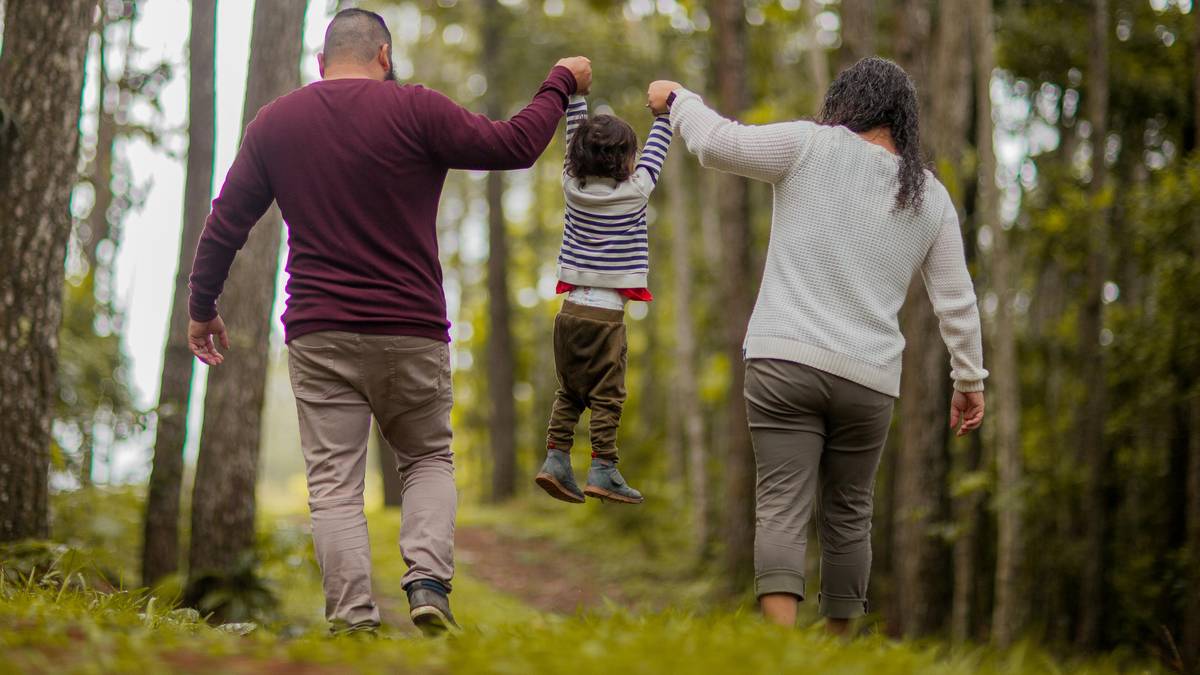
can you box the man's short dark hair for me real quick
[323,8,393,66]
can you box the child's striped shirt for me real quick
[556,95,672,292]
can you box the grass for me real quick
[0,576,1162,675]
[0,488,1168,674]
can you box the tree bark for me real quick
[187,0,306,579]
[1076,0,1109,650]
[0,0,95,542]
[482,0,517,502]
[667,148,708,553]
[709,0,756,595]
[836,0,876,72]
[891,0,960,638]
[142,0,216,587]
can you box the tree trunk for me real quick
[86,22,113,275]
[1186,388,1200,667]
[83,8,134,271]
[142,0,216,587]
[187,0,306,580]
[710,0,756,595]
[1076,0,1109,650]
[971,0,1023,648]
[803,0,830,108]
[893,0,931,106]
[0,0,95,542]
[1192,4,1200,154]
[482,0,517,502]
[1186,7,1200,663]
[667,148,708,553]
[836,0,876,72]
[891,0,960,638]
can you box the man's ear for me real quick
[378,44,391,79]
[317,52,326,78]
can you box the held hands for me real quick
[189,316,230,366]
[949,390,985,437]
[647,80,682,115]
[555,56,591,95]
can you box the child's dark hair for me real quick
[566,114,638,184]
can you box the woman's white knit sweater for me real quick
[669,89,987,397]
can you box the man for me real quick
[187,8,591,635]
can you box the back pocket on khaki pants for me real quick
[287,334,345,401]
[383,338,447,408]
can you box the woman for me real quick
[646,57,987,634]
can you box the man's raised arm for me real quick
[418,57,591,171]
[186,113,275,365]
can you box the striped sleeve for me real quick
[564,94,588,158]
[636,115,673,185]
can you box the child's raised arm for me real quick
[634,114,673,189]
[564,94,587,159]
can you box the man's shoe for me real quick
[584,457,644,504]
[534,450,586,504]
[406,580,460,636]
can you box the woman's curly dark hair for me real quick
[819,56,926,211]
[565,114,638,185]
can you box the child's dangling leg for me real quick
[535,311,588,503]
[574,308,642,505]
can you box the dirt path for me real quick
[374,523,630,629]
[454,526,629,614]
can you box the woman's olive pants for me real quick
[746,358,895,619]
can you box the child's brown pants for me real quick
[545,301,627,459]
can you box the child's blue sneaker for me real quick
[535,449,586,504]
[584,457,644,504]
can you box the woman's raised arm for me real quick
[648,81,812,184]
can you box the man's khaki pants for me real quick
[287,331,456,630]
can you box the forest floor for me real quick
[0,489,1166,674]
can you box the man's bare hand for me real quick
[189,316,230,366]
[647,80,683,115]
[555,56,592,95]
[949,390,985,437]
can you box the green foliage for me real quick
[183,554,279,625]
[50,486,145,581]
[55,273,143,483]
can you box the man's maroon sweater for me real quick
[188,66,577,343]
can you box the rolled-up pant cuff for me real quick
[755,569,806,600]
[819,593,867,619]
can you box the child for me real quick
[534,93,672,505]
